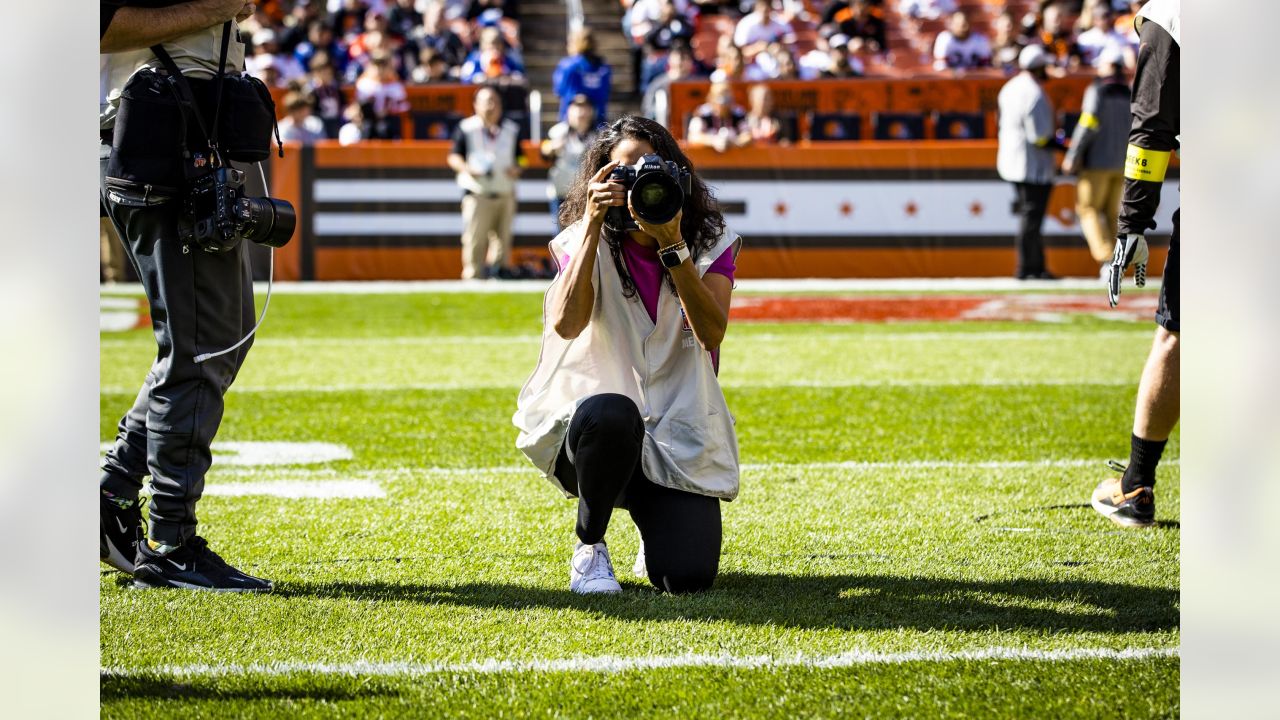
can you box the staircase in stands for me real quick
[519,0,638,134]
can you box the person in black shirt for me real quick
[100,0,274,592]
[822,0,886,53]
[1091,0,1179,529]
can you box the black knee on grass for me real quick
[576,394,643,443]
[651,570,717,595]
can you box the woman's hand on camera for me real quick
[631,206,684,250]
[584,161,624,226]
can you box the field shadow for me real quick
[100,676,398,702]
[973,504,1181,532]
[281,572,1178,634]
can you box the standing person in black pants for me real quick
[514,116,742,595]
[997,44,1064,279]
[100,0,273,591]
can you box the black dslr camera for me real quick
[178,166,296,253]
[605,154,691,231]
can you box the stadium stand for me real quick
[251,1,1120,145]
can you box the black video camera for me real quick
[178,166,296,253]
[605,154,691,231]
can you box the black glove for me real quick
[1108,232,1149,308]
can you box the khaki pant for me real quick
[1075,169,1124,264]
[460,192,516,279]
[100,216,128,283]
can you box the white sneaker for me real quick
[632,540,647,578]
[570,541,622,594]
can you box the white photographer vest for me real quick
[455,115,521,196]
[513,221,742,500]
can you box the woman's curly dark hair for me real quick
[558,115,727,298]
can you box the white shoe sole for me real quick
[1090,496,1154,528]
[570,582,622,595]
[101,539,135,575]
[132,578,274,592]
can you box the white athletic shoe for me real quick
[570,541,622,594]
[632,540,647,578]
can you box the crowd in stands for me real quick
[616,0,1147,148]
[243,0,525,144]
[247,0,1148,148]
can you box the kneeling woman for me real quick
[514,116,741,595]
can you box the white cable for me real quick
[193,161,277,364]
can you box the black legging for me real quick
[1013,181,1052,277]
[555,394,722,594]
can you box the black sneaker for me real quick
[100,491,142,574]
[133,536,273,592]
[1090,463,1155,528]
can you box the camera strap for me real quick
[149,21,233,165]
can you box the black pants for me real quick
[99,146,256,546]
[555,394,722,594]
[1013,182,1052,277]
[1156,209,1179,333]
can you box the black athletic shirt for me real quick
[1117,18,1179,235]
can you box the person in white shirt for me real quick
[733,0,794,61]
[901,0,956,21]
[933,11,992,71]
[245,28,305,85]
[338,101,366,145]
[278,91,328,143]
[1076,0,1136,69]
[446,86,526,279]
[687,81,752,152]
[541,95,599,233]
[514,115,741,595]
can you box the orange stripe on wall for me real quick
[315,248,463,280]
[267,148,302,281]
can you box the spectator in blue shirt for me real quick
[553,28,611,123]
[459,26,526,85]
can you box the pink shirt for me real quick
[624,237,736,373]
[559,238,736,371]
[620,237,736,323]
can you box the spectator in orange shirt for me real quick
[822,0,886,54]
[1037,2,1084,72]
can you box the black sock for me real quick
[1121,434,1167,492]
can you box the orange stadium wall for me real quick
[265,81,1177,281]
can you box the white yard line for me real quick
[411,459,1178,477]
[99,441,352,466]
[100,645,1177,679]
[201,480,384,499]
[101,379,1132,394]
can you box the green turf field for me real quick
[99,288,1179,719]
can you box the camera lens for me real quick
[235,197,296,248]
[630,172,683,225]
